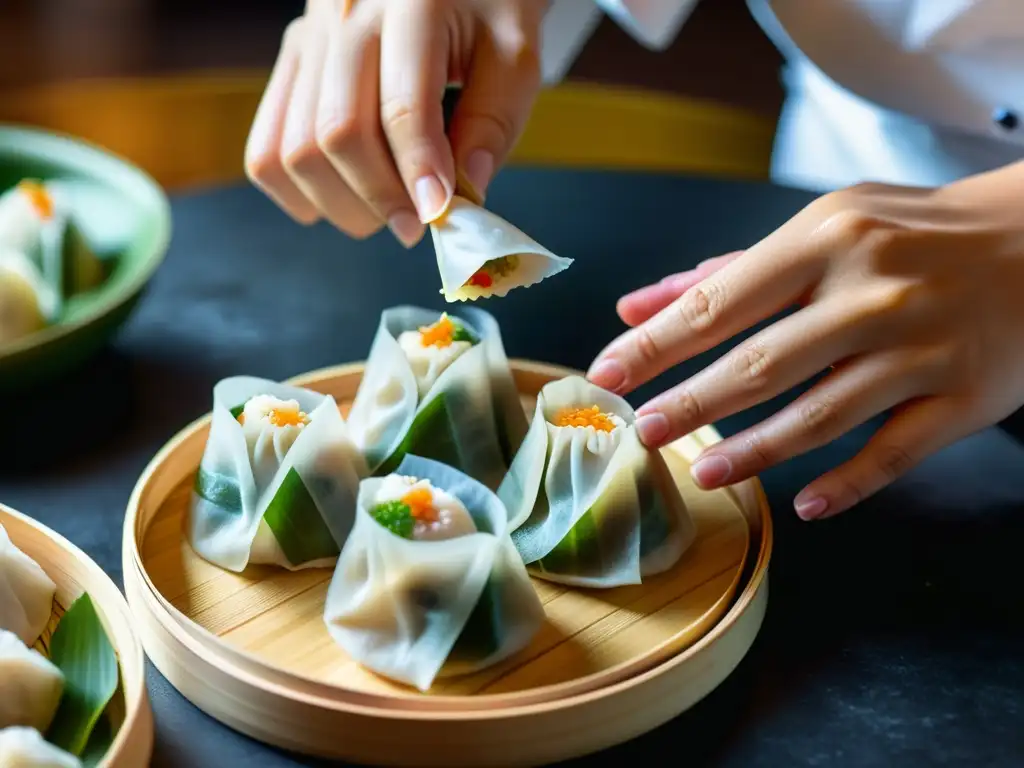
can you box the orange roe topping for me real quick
[467,270,493,288]
[552,405,618,432]
[418,314,456,348]
[237,413,245,425]
[267,406,309,428]
[400,488,438,523]
[18,181,53,220]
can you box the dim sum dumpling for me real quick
[348,306,528,491]
[0,631,64,733]
[0,523,56,646]
[0,180,103,303]
[429,195,573,302]
[500,376,697,588]
[189,377,369,573]
[324,455,544,692]
[0,727,81,768]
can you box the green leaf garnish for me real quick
[194,467,242,511]
[449,319,479,345]
[370,501,415,539]
[229,403,246,419]
[45,594,119,757]
[262,468,340,564]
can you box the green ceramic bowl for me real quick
[0,125,171,391]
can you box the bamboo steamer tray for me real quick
[122,360,773,765]
[1,504,153,768]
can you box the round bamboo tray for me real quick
[123,360,773,765]
[1,504,153,768]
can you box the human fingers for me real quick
[316,11,425,247]
[245,20,321,225]
[448,0,544,197]
[280,12,382,238]
[587,240,824,396]
[686,347,945,490]
[616,252,744,327]
[630,295,898,449]
[792,395,976,520]
[379,0,455,223]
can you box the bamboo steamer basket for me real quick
[123,360,772,765]
[2,504,153,768]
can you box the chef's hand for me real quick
[588,163,1024,521]
[244,0,545,247]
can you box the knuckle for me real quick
[798,396,838,441]
[818,208,884,250]
[244,148,280,188]
[676,281,723,332]
[634,325,663,366]
[734,342,772,389]
[739,432,774,470]
[281,140,321,178]
[670,388,703,425]
[380,95,423,136]
[874,444,915,481]
[315,113,363,158]
[458,109,520,154]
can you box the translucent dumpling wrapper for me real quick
[0,523,56,646]
[0,631,65,733]
[0,180,104,305]
[499,376,697,588]
[429,194,573,302]
[188,377,369,573]
[0,248,58,345]
[0,727,81,768]
[323,455,544,692]
[347,306,528,492]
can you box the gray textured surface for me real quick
[1,169,1022,766]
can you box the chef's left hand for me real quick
[587,163,1024,520]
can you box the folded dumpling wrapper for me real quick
[499,376,697,588]
[0,248,58,344]
[347,305,529,492]
[324,455,544,692]
[0,630,65,734]
[0,523,56,646]
[430,194,573,302]
[188,377,369,573]
[0,181,103,310]
[0,727,82,768]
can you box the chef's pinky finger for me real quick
[792,396,970,521]
[245,19,321,225]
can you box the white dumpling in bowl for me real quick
[0,248,59,345]
[0,727,81,768]
[0,523,57,646]
[0,630,65,733]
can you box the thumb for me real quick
[448,4,544,198]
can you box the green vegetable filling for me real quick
[481,254,520,279]
[449,319,478,345]
[370,500,415,539]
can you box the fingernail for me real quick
[463,150,494,196]
[690,454,732,488]
[387,209,424,248]
[414,175,450,223]
[587,359,625,392]
[635,412,670,447]
[794,492,829,520]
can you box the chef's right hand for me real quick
[244,0,546,248]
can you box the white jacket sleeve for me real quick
[541,0,701,84]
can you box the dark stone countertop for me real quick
[1,168,1022,767]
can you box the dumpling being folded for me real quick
[0,727,81,768]
[429,194,573,302]
[499,376,697,588]
[0,630,65,733]
[0,523,56,646]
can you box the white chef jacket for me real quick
[542,0,1024,192]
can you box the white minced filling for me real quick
[372,475,477,542]
[397,331,472,397]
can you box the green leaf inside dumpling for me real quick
[45,594,119,757]
[262,468,340,565]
